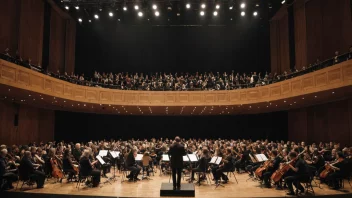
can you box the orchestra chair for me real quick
[337,170,352,189]
[224,157,238,184]
[299,166,316,195]
[76,167,93,190]
[16,166,35,190]
[120,160,132,183]
[0,178,7,190]
[195,161,211,186]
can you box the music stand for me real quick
[108,151,120,182]
[96,156,112,185]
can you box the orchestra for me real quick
[0,139,351,196]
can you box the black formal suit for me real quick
[19,156,45,188]
[168,142,186,188]
[0,156,17,189]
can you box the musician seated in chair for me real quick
[325,151,348,190]
[190,149,210,182]
[125,149,141,181]
[284,151,309,196]
[142,151,152,177]
[0,149,18,190]
[20,151,45,188]
[79,150,100,187]
[261,150,281,188]
[62,149,77,182]
[213,148,233,184]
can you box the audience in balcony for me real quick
[1,46,351,91]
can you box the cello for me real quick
[50,155,64,181]
[270,150,305,183]
[319,158,344,179]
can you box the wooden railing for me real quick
[1,59,352,106]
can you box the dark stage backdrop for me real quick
[75,19,270,75]
[54,111,288,142]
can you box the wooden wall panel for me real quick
[49,8,66,73]
[288,99,352,146]
[270,6,290,74]
[293,0,307,70]
[65,19,76,74]
[0,0,20,55]
[0,100,54,145]
[18,0,44,66]
[306,0,352,64]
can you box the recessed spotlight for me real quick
[78,18,82,22]
[216,4,220,9]
[229,6,233,10]
[109,12,113,17]
[213,11,218,16]
[152,4,157,10]
[75,6,79,10]
[135,5,139,10]
[94,14,99,19]
[253,11,258,16]
[302,98,305,99]
[284,101,286,103]
[201,4,206,9]
[89,20,91,23]
[315,96,317,98]
[282,0,286,4]
[240,3,245,8]
[241,11,245,16]
[138,12,143,17]
[123,6,127,11]
[332,92,335,94]
[65,6,69,10]
[200,11,205,16]
[186,3,191,9]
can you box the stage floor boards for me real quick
[8,170,352,198]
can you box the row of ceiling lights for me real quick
[65,3,257,22]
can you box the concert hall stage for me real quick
[1,171,351,198]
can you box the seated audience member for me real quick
[348,46,352,60]
[20,151,45,188]
[0,149,18,190]
[334,51,340,64]
[3,48,10,56]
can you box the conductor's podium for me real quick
[160,183,195,197]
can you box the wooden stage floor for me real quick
[6,169,352,198]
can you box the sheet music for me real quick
[109,151,120,158]
[162,154,170,161]
[215,157,222,165]
[99,150,108,157]
[183,155,190,162]
[260,154,268,161]
[135,154,143,161]
[96,155,106,165]
[187,154,198,162]
[210,157,217,164]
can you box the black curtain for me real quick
[54,111,288,142]
[41,0,51,69]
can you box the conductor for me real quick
[168,136,186,190]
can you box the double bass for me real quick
[319,158,344,179]
[270,150,305,183]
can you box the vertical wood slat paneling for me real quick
[288,99,352,147]
[48,8,66,73]
[293,0,307,70]
[65,18,76,74]
[0,0,20,56]
[18,0,45,66]
[0,100,54,146]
